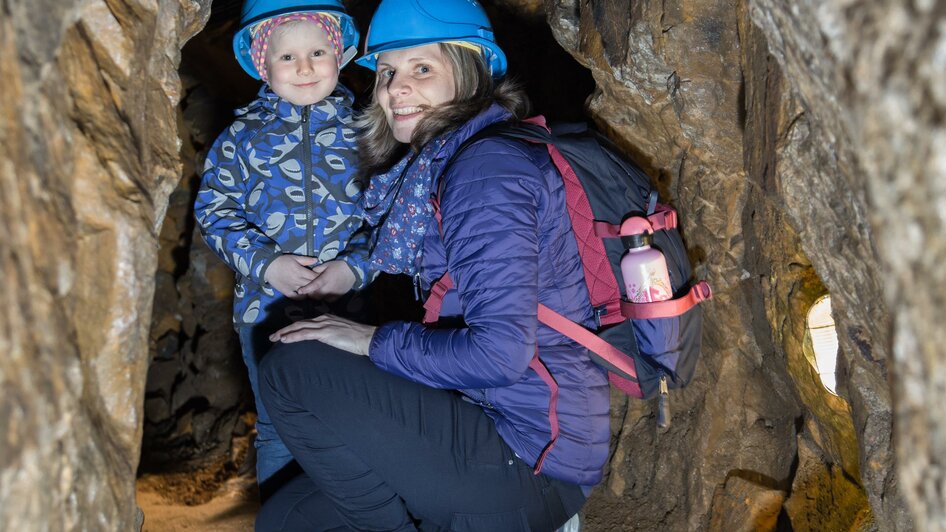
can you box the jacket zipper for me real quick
[465,389,493,409]
[302,106,313,256]
[413,273,423,301]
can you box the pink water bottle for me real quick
[620,232,672,303]
[620,225,673,428]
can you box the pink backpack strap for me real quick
[422,273,453,324]
[421,272,563,474]
[528,351,559,475]
[621,281,713,320]
[430,195,443,234]
[648,203,678,231]
[608,373,644,398]
[541,134,625,327]
[423,195,450,325]
[593,203,679,238]
[538,304,644,399]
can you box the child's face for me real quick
[265,20,339,106]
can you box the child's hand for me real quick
[297,260,356,301]
[264,255,319,299]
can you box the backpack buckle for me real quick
[593,302,624,328]
[593,306,607,328]
[693,280,713,302]
[646,205,678,231]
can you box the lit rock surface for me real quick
[742,3,946,529]
[140,23,255,472]
[545,0,923,529]
[2,0,943,530]
[709,475,785,531]
[0,0,209,529]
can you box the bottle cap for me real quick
[623,232,653,249]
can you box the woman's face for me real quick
[375,43,456,143]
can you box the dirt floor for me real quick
[136,418,260,531]
[137,476,258,531]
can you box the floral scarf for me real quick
[362,136,450,275]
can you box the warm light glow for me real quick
[807,295,839,395]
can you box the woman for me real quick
[256,1,610,530]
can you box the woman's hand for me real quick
[269,314,376,357]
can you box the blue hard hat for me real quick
[233,0,360,80]
[355,0,507,79]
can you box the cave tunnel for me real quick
[1,0,944,531]
[139,0,598,524]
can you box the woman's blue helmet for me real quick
[233,0,360,80]
[355,0,508,79]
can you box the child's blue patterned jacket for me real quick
[195,84,366,326]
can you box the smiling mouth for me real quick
[392,106,424,120]
[295,82,319,88]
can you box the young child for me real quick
[194,1,365,492]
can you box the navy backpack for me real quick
[424,116,711,454]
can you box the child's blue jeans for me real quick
[238,325,295,485]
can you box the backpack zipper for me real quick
[413,273,422,301]
[657,373,671,428]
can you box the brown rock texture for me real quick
[784,421,872,530]
[742,2,945,529]
[709,475,785,531]
[543,0,926,530]
[140,16,259,472]
[2,0,944,530]
[0,0,210,528]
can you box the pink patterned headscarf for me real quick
[249,12,343,82]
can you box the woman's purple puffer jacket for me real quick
[369,105,611,486]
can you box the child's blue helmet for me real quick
[233,0,360,80]
[355,0,507,79]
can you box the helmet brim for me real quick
[232,9,360,80]
[355,37,507,79]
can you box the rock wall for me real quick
[140,13,258,474]
[0,0,209,528]
[544,0,937,530]
[744,2,946,529]
[2,0,944,529]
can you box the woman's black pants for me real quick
[256,340,586,531]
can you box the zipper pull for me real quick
[301,105,309,123]
[657,374,671,429]
[413,273,422,301]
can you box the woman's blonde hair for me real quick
[355,43,530,178]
